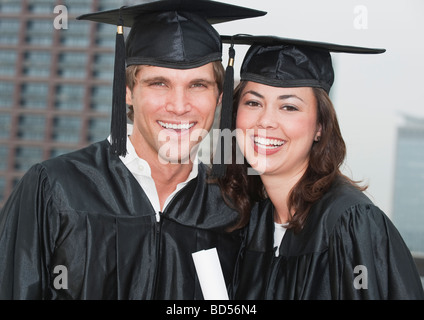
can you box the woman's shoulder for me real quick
[325,176,372,206]
[310,176,384,233]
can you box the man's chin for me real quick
[157,141,201,165]
[157,152,193,165]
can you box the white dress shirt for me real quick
[274,222,288,257]
[109,125,199,222]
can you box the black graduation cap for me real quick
[211,34,385,177]
[76,1,266,157]
[222,34,385,93]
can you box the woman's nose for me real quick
[256,107,278,129]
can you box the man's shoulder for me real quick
[36,140,113,181]
[43,140,110,166]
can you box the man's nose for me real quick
[165,88,192,115]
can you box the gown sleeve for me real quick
[0,164,56,299]
[328,203,424,299]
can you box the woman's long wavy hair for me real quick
[218,81,366,232]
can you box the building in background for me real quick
[392,114,424,254]
[0,0,130,207]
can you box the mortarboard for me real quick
[76,0,266,156]
[222,34,385,93]
[211,34,385,177]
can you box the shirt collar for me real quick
[108,124,199,180]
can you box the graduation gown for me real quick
[232,176,424,300]
[0,140,242,300]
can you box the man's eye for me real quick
[191,83,207,88]
[150,82,166,87]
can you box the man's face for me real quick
[126,63,222,165]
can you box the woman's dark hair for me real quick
[218,81,367,232]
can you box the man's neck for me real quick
[129,133,195,207]
[151,160,194,210]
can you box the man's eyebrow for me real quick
[139,76,168,83]
[138,77,215,85]
[189,78,216,85]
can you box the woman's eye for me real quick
[245,100,261,107]
[282,105,298,111]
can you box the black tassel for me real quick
[211,45,235,178]
[110,16,127,156]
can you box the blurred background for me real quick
[0,0,423,286]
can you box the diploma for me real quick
[192,248,229,300]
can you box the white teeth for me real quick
[254,136,285,149]
[158,121,195,130]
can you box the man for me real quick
[0,0,265,299]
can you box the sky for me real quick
[211,0,424,219]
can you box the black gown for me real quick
[0,140,242,299]
[231,176,424,300]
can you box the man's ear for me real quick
[217,92,223,106]
[126,86,133,106]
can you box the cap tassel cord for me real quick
[110,15,127,156]
[211,44,235,178]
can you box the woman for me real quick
[218,35,424,299]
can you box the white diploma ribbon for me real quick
[192,247,229,300]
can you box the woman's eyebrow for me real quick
[242,90,264,99]
[278,94,305,102]
[242,90,305,103]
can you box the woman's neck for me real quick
[261,169,305,224]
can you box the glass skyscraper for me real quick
[392,114,424,254]
[0,0,129,207]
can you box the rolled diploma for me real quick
[192,248,229,300]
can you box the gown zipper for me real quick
[151,210,163,299]
[150,178,196,299]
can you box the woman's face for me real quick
[236,82,321,178]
